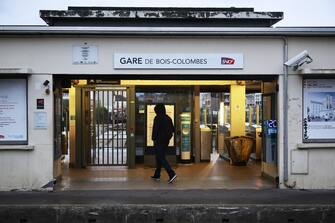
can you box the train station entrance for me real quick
[54,76,278,190]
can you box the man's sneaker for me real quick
[168,174,177,184]
[151,176,160,181]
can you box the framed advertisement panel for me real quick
[0,79,28,144]
[303,79,335,142]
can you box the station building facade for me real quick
[0,7,335,190]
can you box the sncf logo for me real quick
[221,57,235,65]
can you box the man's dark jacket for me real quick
[152,104,174,145]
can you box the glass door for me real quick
[261,85,278,182]
[262,93,277,164]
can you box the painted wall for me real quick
[279,37,335,189]
[0,75,54,191]
[0,37,283,75]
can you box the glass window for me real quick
[0,79,28,144]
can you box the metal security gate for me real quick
[83,86,128,166]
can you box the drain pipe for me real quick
[282,37,296,188]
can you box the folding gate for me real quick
[82,86,128,166]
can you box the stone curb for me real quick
[1,204,335,223]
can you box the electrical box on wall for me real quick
[291,150,309,174]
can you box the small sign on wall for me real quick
[36,99,44,109]
[73,44,98,64]
[34,112,47,129]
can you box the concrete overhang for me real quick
[40,7,283,27]
[0,68,33,74]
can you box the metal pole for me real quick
[107,90,110,165]
[282,37,297,188]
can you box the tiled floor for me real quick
[55,155,275,191]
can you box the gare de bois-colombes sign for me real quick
[114,54,243,69]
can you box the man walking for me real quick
[151,103,177,184]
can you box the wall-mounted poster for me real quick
[303,79,335,142]
[0,79,27,144]
[146,104,175,147]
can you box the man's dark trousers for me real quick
[154,143,175,178]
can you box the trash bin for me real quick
[228,136,254,165]
[200,126,212,161]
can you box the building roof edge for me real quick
[1,26,335,36]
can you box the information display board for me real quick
[303,79,335,142]
[0,79,27,144]
[180,112,191,161]
[146,104,175,147]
